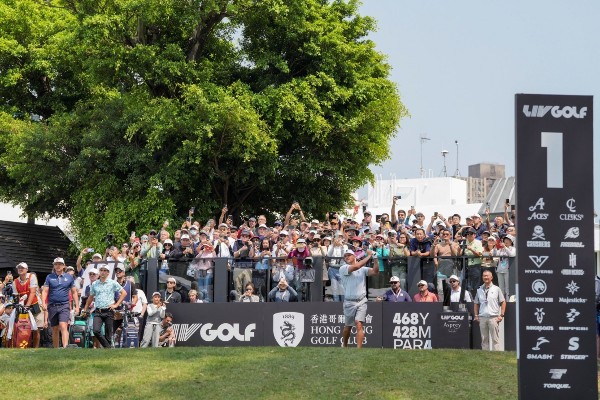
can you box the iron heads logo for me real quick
[273,312,304,347]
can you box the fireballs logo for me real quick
[273,312,304,347]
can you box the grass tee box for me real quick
[0,347,516,399]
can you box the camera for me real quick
[393,195,401,200]
[328,212,336,220]
[104,233,115,245]
[303,257,313,268]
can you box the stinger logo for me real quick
[273,312,304,347]
[523,105,587,119]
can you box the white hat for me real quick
[504,234,515,244]
[92,253,103,259]
[448,275,460,282]
[311,219,319,224]
[53,257,65,264]
[16,262,28,270]
[88,268,99,275]
[344,249,355,256]
[65,266,75,272]
[417,280,428,286]
[389,276,400,283]
[279,230,289,236]
[98,264,109,271]
[472,213,482,219]
[296,238,306,244]
[181,234,190,240]
[152,291,161,297]
[164,239,173,245]
[258,224,268,229]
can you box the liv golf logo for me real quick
[273,312,304,347]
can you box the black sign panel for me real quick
[515,94,597,398]
[381,303,440,349]
[167,303,264,346]
[436,312,470,349]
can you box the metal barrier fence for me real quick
[140,255,516,303]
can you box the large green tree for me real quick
[0,0,407,248]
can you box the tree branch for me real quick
[186,2,229,62]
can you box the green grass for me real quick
[0,347,517,399]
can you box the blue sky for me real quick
[359,0,599,215]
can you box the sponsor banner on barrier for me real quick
[263,303,383,348]
[516,94,597,399]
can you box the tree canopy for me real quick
[0,0,407,248]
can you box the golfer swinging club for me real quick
[340,248,378,348]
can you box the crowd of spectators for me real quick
[0,198,517,348]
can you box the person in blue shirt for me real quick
[42,257,79,348]
[82,264,127,348]
[377,276,412,302]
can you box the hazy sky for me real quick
[359,0,599,214]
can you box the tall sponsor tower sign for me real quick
[516,94,596,399]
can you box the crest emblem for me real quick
[273,312,304,347]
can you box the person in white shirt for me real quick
[474,269,506,351]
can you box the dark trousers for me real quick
[93,309,114,348]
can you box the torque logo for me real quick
[523,105,587,119]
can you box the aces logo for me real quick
[273,312,304,347]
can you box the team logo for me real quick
[532,279,547,295]
[564,227,580,239]
[566,309,580,323]
[549,369,567,379]
[560,198,584,221]
[273,312,304,347]
[566,198,576,212]
[527,198,549,220]
[527,226,550,248]
[565,281,579,295]
[531,226,545,240]
[534,308,545,324]
[532,336,549,350]
[529,256,549,268]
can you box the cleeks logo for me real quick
[273,312,304,347]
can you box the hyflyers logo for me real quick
[273,312,304,347]
[523,105,587,119]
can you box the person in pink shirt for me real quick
[413,280,438,302]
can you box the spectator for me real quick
[140,292,166,347]
[160,277,182,304]
[463,227,484,294]
[141,231,163,259]
[413,280,438,302]
[470,214,486,239]
[232,229,255,298]
[170,234,196,261]
[432,228,461,298]
[494,234,516,297]
[267,278,298,302]
[327,235,347,302]
[188,289,207,303]
[193,239,216,301]
[443,274,472,306]
[238,282,260,302]
[158,312,176,347]
[409,228,434,286]
[42,257,79,348]
[377,276,411,302]
[76,249,102,277]
[125,243,142,283]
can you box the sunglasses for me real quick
[390,281,399,284]
[167,281,176,284]
[418,284,426,287]
[449,280,458,283]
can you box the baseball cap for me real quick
[465,227,476,235]
[164,239,173,245]
[16,262,28,270]
[65,266,75,272]
[181,234,190,240]
[344,249,355,256]
[363,210,371,216]
[167,277,177,283]
[114,264,125,271]
[152,291,161,297]
[296,238,306,244]
[240,229,251,236]
[92,253,103,259]
[504,234,515,244]
[258,224,268,229]
[274,220,283,226]
[219,223,228,228]
[53,257,65,264]
[98,264,109,271]
[149,229,157,235]
[417,280,428,286]
[389,276,400,283]
[472,213,481,219]
[88,268,99,275]
[448,275,460,282]
[311,219,319,224]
